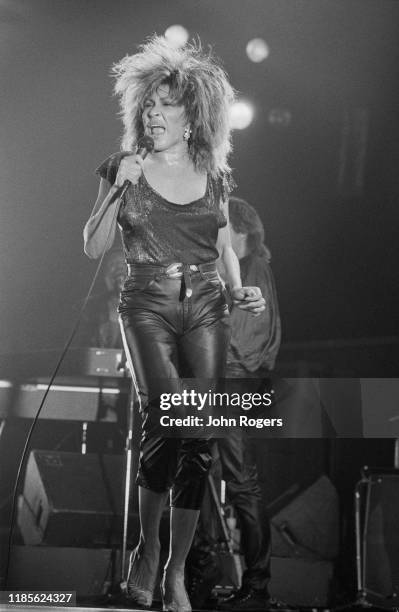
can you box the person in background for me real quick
[218,197,281,611]
[224,197,281,377]
[188,197,281,611]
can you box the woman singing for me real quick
[83,36,265,612]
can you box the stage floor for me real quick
[0,606,381,612]
[0,607,152,612]
[0,608,141,612]
[0,608,312,612]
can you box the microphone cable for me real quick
[2,187,123,589]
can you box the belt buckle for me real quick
[166,263,183,279]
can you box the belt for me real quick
[126,261,217,298]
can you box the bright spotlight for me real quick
[246,38,269,63]
[164,25,189,48]
[230,100,254,130]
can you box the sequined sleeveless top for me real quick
[95,152,233,265]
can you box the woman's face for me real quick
[141,84,188,152]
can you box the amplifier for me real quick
[0,380,129,421]
[18,451,139,547]
[270,475,340,561]
[0,348,126,379]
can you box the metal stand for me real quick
[104,375,136,606]
[353,472,375,609]
[335,459,399,611]
[120,378,136,584]
[207,473,242,588]
[116,327,143,589]
[333,439,399,612]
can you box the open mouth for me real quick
[149,126,165,135]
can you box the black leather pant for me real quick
[118,264,230,509]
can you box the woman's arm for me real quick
[216,200,242,290]
[83,154,144,259]
[83,178,120,259]
[217,200,266,316]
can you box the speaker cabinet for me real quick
[270,474,339,561]
[267,475,339,606]
[18,450,138,547]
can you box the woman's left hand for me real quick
[231,286,266,316]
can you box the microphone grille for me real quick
[137,135,154,153]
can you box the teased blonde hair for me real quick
[111,35,235,176]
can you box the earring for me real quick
[183,126,192,141]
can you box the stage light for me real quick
[268,108,292,128]
[164,25,189,48]
[230,100,254,130]
[246,38,269,63]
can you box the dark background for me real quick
[1,0,399,355]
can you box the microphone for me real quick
[118,135,154,199]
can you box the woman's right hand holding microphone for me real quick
[114,154,145,188]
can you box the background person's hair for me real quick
[112,35,235,176]
[229,197,272,261]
